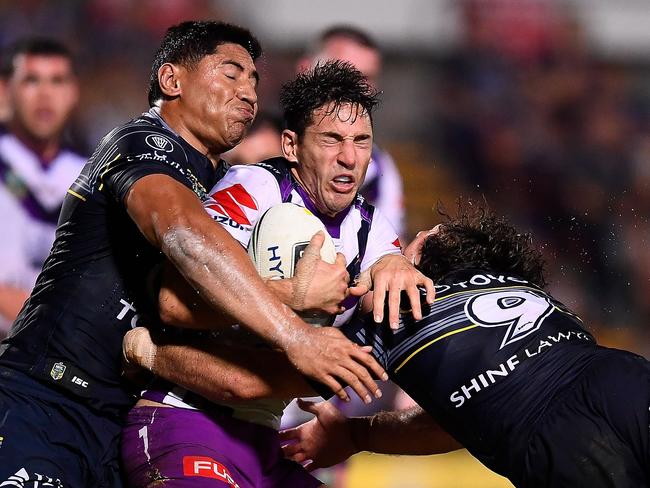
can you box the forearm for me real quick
[162,223,300,347]
[150,338,315,403]
[350,406,462,455]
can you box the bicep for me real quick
[124,173,206,248]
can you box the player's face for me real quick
[318,39,381,89]
[179,43,258,153]
[7,54,78,142]
[288,102,373,217]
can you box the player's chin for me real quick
[327,196,355,215]
[224,123,250,149]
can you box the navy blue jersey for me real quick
[0,108,224,418]
[342,269,598,477]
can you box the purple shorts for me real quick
[121,406,322,488]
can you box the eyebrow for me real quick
[223,60,260,85]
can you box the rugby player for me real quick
[0,22,385,487]
[0,38,84,333]
[299,26,405,237]
[281,208,650,488]
[121,61,433,488]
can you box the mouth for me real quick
[35,108,56,120]
[331,175,356,193]
[236,106,255,123]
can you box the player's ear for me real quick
[158,63,182,98]
[281,129,299,163]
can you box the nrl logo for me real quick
[145,134,174,153]
[50,362,66,381]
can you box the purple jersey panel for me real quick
[122,406,322,488]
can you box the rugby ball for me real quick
[248,203,337,325]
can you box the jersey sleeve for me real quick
[202,164,281,247]
[360,206,402,272]
[101,127,195,204]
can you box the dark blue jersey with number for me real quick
[0,108,225,418]
[342,269,598,478]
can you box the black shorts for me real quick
[0,367,123,488]
[519,349,650,488]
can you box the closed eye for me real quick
[321,136,340,145]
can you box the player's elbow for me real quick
[158,215,203,261]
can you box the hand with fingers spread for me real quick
[280,399,356,471]
[358,253,436,330]
[283,326,387,404]
[291,231,366,315]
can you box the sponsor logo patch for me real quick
[182,456,240,487]
[50,362,66,381]
[206,184,258,226]
[145,134,174,153]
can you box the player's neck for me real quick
[9,122,61,165]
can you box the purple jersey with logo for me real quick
[122,406,321,487]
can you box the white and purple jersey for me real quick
[143,157,401,429]
[0,131,85,332]
[203,157,401,325]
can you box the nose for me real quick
[337,139,356,169]
[237,81,258,108]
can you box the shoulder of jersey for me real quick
[253,156,292,177]
[96,118,186,159]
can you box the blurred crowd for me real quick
[432,1,650,352]
[2,1,649,486]
[0,0,649,348]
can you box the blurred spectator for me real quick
[433,0,650,348]
[222,111,283,165]
[298,26,406,237]
[0,38,85,335]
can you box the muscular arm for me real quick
[125,174,386,401]
[158,231,357,329]
[280,401,462,469]
[127,174,298,345]
[351,406,462,455]
[125,328,316,402]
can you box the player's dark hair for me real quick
[418,203,547,288]
[318,25,378,51]
[280,60,379,136]
[1,37,73,78]
[148,21,262,107]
